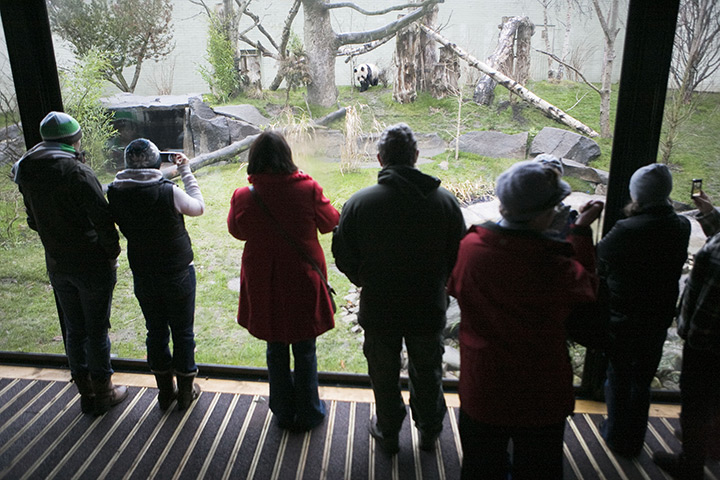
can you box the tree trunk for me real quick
[515,19,534,86]
[423,25,599,137]
[302,0,339,107]
[540,2,554,80]
[474,16,533,105]
[417,3,438,92]
[431,46,460,98]
[393,22,419,104]
[556,0,573,81]
[593,0,619,138]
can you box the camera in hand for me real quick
[159,151,176,163]
[691,179,702,198]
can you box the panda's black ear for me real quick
[354,67,358,73]
[361,66,366,72]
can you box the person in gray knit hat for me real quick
[448,160,603,479]
[597,162,691,458]
[12,111,127,416]
[108,138,205,411]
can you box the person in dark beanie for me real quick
[11,111,127,415]
[107,139,204,411]
[447,160,604,479]
[332,123,466,454]
[598,163,690,458]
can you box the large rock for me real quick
[185,97,261,156]
[213,104,270,127]
[562,158,609,185]
[530,127,601,165]
[457,130,528,159]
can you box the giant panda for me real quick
[354,63,382,92]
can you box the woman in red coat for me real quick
[227,131,339,431]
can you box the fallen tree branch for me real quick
[420,24,600,138]
[163,106,349,179]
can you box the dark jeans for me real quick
[266,339,325,429]
[48,268,116,380]
[601,327,667,455]
[679,344,720,479]
[363,331,446,436]
[459,409,565,480]
[133,265,197,374]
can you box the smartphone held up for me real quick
[159,151,176,164]
[691,179,703,198]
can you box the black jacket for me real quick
[332,165,466,334]
[13,142,120,273]
[597,204,690,332]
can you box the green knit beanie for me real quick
[39,111,82,145]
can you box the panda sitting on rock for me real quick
[354,63,383,92]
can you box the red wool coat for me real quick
[227,171,340,344]
[447,222,598,427]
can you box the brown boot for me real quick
[176,371,201,410]
[91,376,128,415]
[72,373,95,414]
[153,370,178,410]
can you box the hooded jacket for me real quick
[12,142,120,273]
[107,168,195,275]
[332,165,466,334]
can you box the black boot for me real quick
[72,373,95,414]
[176,371,201,410]
[91,376,128,415]
[153,370,178,410]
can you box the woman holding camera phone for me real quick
[108,139,205,411]
[597,163,690,457]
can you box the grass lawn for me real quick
[1,81,719,373]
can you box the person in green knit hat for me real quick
[12,111,128,416]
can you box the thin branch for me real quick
[339,36,395,62]
[278,0,302,55]
[337,3,438,45]
[238,35,280,60]
[243,8,280,51]
[325,0,441,15]
[535,49,600,93]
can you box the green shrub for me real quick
[60,50,117,171]
[199,13,242,104]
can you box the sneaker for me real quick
[369,421,399,454]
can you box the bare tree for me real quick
[660,0,720,164]
[537,0,557,80]
[301,0,443,107]
[671,0,720,104]
[591,0,621,138]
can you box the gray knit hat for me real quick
[534,153,564,175]
[124,138,161,169]
[39,111,82,145]
[629,163,672,207]
[496,160,572,222]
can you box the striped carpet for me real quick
[0,376,718,479]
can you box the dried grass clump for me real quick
[444,179,495,206]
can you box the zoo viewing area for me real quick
[2,0,720,478]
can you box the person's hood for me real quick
[110,168,164,190]
[377,165,441,198]
[12,141,80,185]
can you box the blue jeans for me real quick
[266,339,325,429]
[363,331,447,436]
[48,268,116,380]
[602,327,668,455]
[133,265,197,374]
[459,409,565,480]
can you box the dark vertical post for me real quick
[581,0,681,400]
[0,0,64,149]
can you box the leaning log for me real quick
[163,134,258,180]
[421,24,600,138]
[163,106,349,179]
